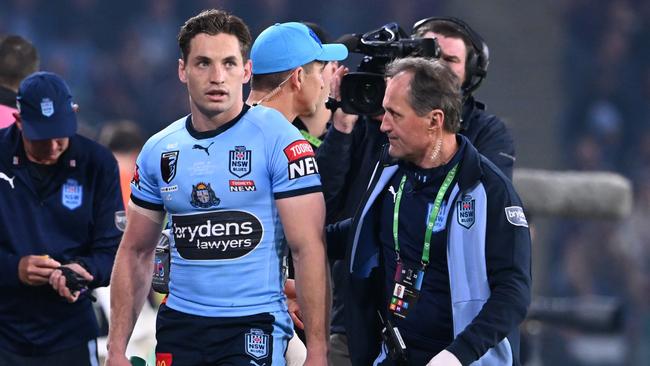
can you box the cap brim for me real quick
[316,44,348,62]
[22,116,77,140]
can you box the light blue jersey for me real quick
[131,105,322,317]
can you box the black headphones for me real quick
[412,16,489,95]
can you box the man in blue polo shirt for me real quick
[0,71,123,366]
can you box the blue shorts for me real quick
[155,304,292,366]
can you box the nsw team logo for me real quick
[245,328,269,360]
[40,98,54,117]
[229,146,252,178]
[61,179,83,210]
[160,151,179,184]
[457,194,475,229]
[114,210,126,231]
[190,182,220,208]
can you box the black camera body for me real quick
[340,22,440,116]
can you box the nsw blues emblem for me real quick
[457,194,475,229]
[40,98,54,117]
[245,328,269,360]
[61,179,83,210]
[160,151,179,184]
[190,182,220,208]
[229,146,251,178]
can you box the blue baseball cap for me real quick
[17,71,77,140]
[251,22,348,74]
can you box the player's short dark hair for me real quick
[178,9,252,62]
[0,35,39,89]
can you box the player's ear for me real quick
[178,58,187,83]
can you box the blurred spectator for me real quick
[97,120,146,207]
[0,34,39,127]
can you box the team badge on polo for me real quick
[40,98,54,117]
[114,210,126,231]
[160,151,179,184]
[229,146,252,178]
[245,328,269,360]
[61,179,83,210]
[457,194,475,229]
[190,182,220,208]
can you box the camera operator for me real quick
[318,17,517,366]
[329,57,531,365]
[412,16,515,179]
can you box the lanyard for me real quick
[299,130,323,148]
[392,164,458,267]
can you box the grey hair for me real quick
[385,57,462,133]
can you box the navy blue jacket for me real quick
[0,125,123,355]
[461,97,515,180]
[327,137,531,365]
[317,98,516,335]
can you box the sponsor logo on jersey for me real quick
[0,171,15,189]
[155,353,172,366]
[193,141,214,156]
[160,185,178,193]
[190,182,220,208]
[505,206,528,227]
[171,210,264,260]
[131,164,140,189]
[229,146,252,178]
[229,180,257,192]
[245,328,269,360]
[160,151,179,184]
[115,210,126,231]
[61,179,83,210]
[457,194,475,229]
[283,140,318,180]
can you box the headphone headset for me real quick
[412,16,489,95]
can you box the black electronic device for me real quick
[377,310,408,365]
[338,22,440,116]
[59,266,96,302]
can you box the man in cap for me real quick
[106,11,346,366]
[0,71,123,365]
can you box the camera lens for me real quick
[341,72,386,116]
[353,79,385,114]
[361,83,379,104]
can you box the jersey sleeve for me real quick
[269,126,322,199]
[130,138,164,210]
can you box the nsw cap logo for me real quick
[40,98,54,117]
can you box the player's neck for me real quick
[190,100,244,132]
[260,93,297,122]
